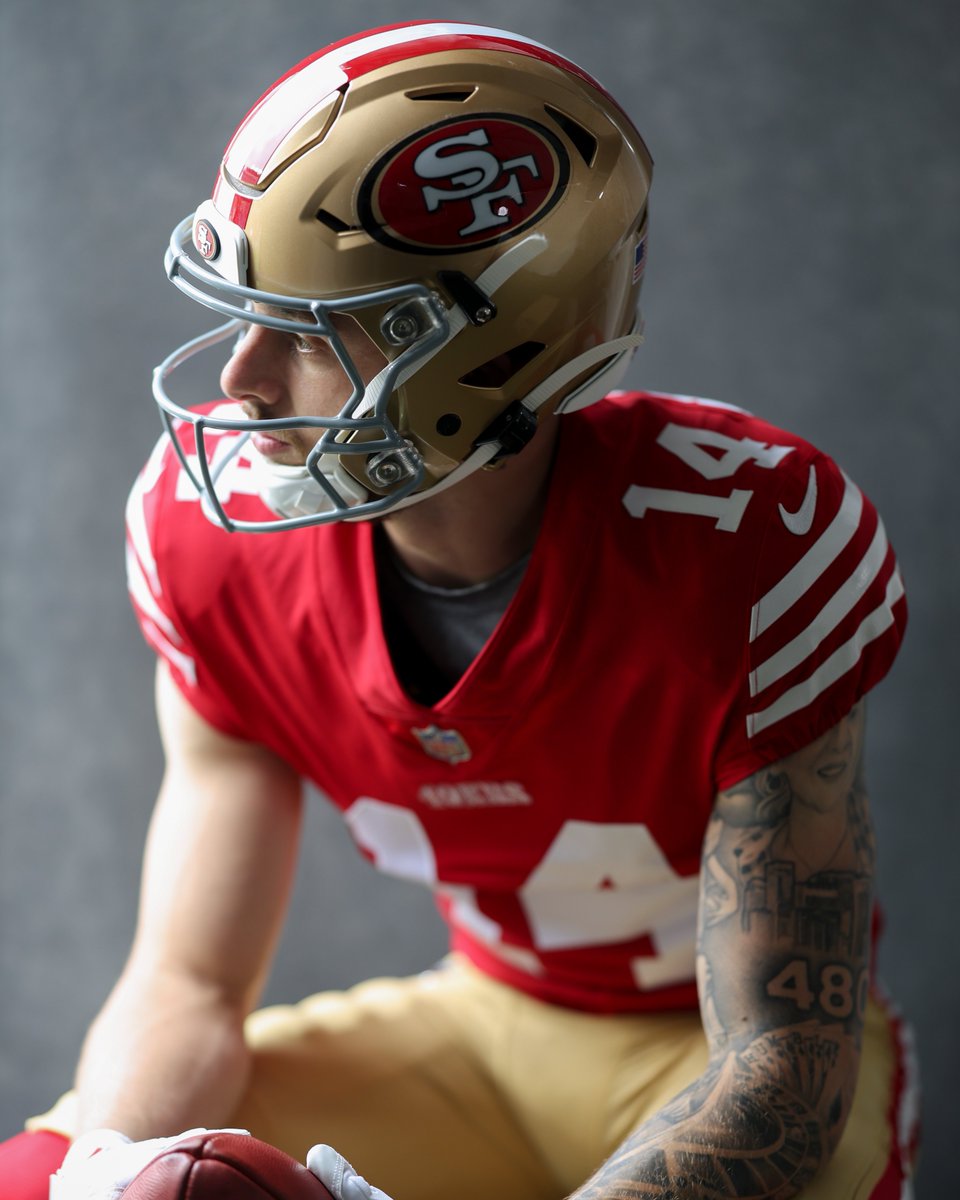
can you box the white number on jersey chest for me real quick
[343,799,698,990]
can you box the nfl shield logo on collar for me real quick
[412,724,472,764]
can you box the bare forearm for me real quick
[75,964,251,1139]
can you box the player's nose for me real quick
[220,323,287,410]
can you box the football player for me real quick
[4,22,917,1200]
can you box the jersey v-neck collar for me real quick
[313,425,595,722]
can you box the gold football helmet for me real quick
[155,21,653,531]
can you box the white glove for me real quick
[306,1145,394,1200]
[49,1127,249,1200]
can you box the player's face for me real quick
[219,306,388,467]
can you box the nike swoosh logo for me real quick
[779,464,818,535]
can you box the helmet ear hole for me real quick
[460,342,545,389]
[436,414,462,437]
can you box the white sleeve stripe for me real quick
[749,518,891,696]
[124,434,169,595]
[750,471,863,641]
[140,618,197,687]
[125,543,182,647]
[746,566,904,738]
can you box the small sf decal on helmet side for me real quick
[193,218,221,261]
[359,114,570,254]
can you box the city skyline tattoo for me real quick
[741,861,871,957]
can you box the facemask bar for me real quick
[154,215,451,532]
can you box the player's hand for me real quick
[306,1144,394,1200]
[49,1126,249,1199]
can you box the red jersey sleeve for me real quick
[715,449,907,788]
[124,432,249,739]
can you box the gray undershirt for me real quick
[376,533,530,703]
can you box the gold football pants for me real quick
[32,956,916,1199]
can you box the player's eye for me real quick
[290,331,322,355]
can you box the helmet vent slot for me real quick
[406,87,477,103]
[460,342,545,389]
[316,208,359,234]
[436,414,463,437]
[543,105,598,166]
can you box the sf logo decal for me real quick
[416,127,541,237]
[192,218,220,261]
[360,115,569,253]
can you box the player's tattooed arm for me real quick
[571,703,872,1200]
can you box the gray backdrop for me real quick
[1,1,956,1194]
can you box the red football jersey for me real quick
[126,391,906,1013]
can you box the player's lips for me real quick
[816,760,847,780]
[251,431,295,457]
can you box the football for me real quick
[123,1131,335,1200]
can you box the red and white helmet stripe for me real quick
[218,23,617,197]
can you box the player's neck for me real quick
[381,414,560,588]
